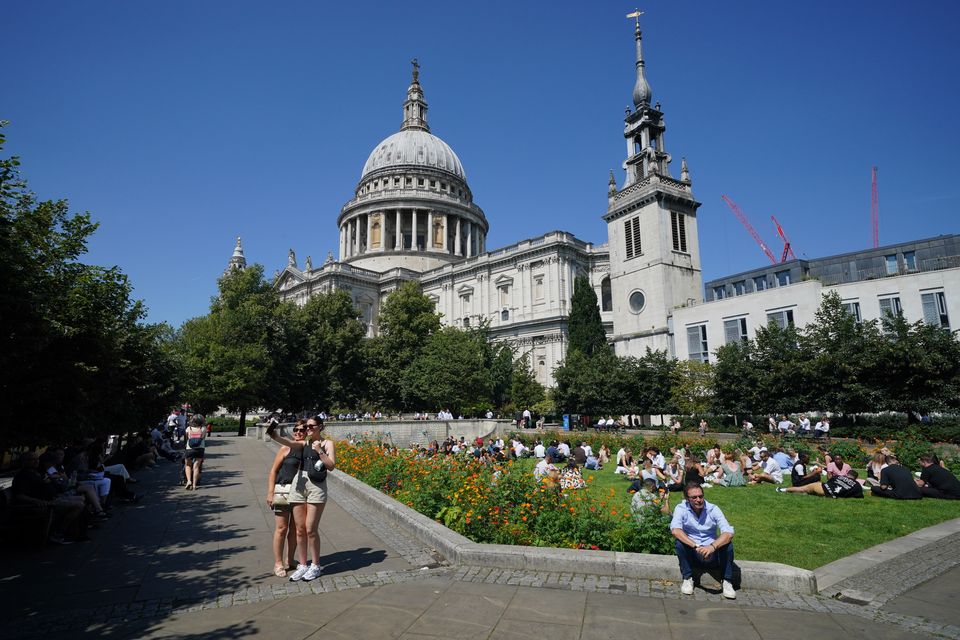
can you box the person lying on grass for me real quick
[777,470,863,498]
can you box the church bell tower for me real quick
[604,14,702,357]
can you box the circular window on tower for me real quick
[629,290,646,314]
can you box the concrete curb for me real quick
[325,462,817,595]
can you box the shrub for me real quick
[826,441,868,466]
[894,431,935,471]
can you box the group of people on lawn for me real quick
[527,433,959,600]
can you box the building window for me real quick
[903,251,917,271]
[463,317,471,327]
[766,309,795,329]
[885,254,898,275]
[624,217,642,260]
[501,309,509,322]
[723,317,748,344]
[921,291,950,329]
[879,296,902,318]
[775,270,791,286]
[733,280,746,296]
[534,275,544,301]
[498,285,510,307]
[686,324,709,362]
[629,290,645,313]
[753,275,768,292]
[671,211,688,253]
[460,293,471,318]
[405,177,412,186]
[841,301,862,322]
[600,277,612,312]
[713,285,726,300]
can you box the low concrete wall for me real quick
[325,462,817,595]
[265,420,505,448]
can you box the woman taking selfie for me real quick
[267,416,335,582]
[266,419,305,577]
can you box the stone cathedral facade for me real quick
[260,21,701,386]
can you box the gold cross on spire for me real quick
[626,9,643,27]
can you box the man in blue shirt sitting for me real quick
[670,482,737,599]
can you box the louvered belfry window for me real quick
[624,217,642,259]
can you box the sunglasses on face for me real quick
[292,428,307,433]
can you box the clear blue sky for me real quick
[5,1,959,327]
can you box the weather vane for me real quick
[626,9,643,27]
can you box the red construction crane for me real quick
[721,195,778,264]
[871,166,879,248]
[771,215,798,262]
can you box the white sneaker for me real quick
[302,563,322,581]
[722,580,736,599]
[680,578,694,595]
[288,564,310,582]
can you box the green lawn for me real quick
[520,459,960,569]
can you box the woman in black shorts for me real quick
[183,415,206,490]
[267,419,305,577]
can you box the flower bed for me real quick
[336,442,674,553]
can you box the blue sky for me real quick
[5,1,959,327]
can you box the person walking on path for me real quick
[670,481,737,599]
[267,419,305,577]
[267,416,336,582]
[183,415,207,491]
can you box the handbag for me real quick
[272,483,292,506]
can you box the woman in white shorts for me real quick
[267,416,335,583]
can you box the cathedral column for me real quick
[339,226,345,260]
[346,221,352,258]
[455,217,462,256]
[412,210,418,250]
[518,265,525,319]
[395,210,402,250]
[354,218,361,255]
[427,211,434,250]
[466,221,473,258]
[366,214,372,252]
[443,214,449,252]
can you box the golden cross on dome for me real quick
[626,9,643,27]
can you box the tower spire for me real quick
[224,236,247,276]
[401,58,430,132]
[627,10,652,108]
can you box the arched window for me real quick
[601,277,612,312]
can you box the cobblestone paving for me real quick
[327,480,444,570]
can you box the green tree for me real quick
[510,353,546,411]
[288,290,366,412]
[670,359,715,417]
[0,122,175,446]
[369,281,441,410]
[403,326,492,414]
[489,343,514,411]
[568,275,608,356]
[713,340,760,418]
[553,350,622,416]
[799,292,882,414]
[874,314,960,417]
[751,320,805,414]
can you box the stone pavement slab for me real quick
[883,565,960,629]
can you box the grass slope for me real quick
[521,459,959,569]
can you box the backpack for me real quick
[187,428,204,448]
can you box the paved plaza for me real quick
[2,435,959,639]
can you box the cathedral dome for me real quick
[360,129,465,181]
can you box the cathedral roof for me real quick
[360,129,465,181]
[359,60,466,182]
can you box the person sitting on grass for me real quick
[614,447,633,475]
[749,450,783,485]
[915,455,960,500]
[559,459,587,490]
[865,451,888,487]
[683,458,709,488]
[631,478,670,522]
[713,455,746,487]
[791,452,822,487]
[534,454,559,482]
[777,470,863,498]
[826,453,853,479]
[870,455,922,500]
[772,447,793,471]
[665,457,684,492]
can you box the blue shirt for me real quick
[670,499,734,546]
[773,452,793,470]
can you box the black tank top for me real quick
[276,448,301,485]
